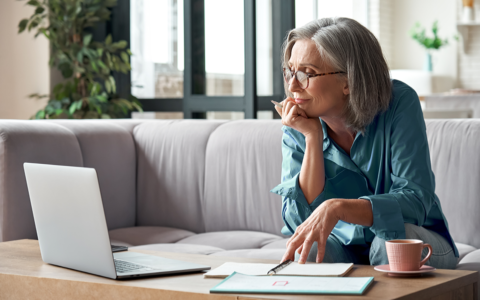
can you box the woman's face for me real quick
[287,39,349,119]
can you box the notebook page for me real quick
[204,262,278,278]
[277,262,353,276]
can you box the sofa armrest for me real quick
[0,121,83,242]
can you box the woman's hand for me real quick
[281,199,341,264]
[275,97,322,139]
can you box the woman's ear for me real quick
[342,78,350,96]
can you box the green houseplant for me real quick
[18,0,142,119]
[409,21,450,72]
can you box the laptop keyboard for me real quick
[114,259,154,274]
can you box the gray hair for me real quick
[282,17,391,133]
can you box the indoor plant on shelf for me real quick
[18,0,142,119]
[409,20,451,72]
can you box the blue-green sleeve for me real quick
[361,87,437,240]
[270,127,326,235]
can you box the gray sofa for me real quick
[1,119,480,272]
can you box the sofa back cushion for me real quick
[203,120,285,235]
[134,120,225,233]
[426,119,480,248]
[49,120,138,231]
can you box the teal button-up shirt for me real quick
[271,80,458,257]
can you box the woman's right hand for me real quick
[275,97,323,139]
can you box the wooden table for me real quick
[0,240,477,300]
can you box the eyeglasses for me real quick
[283,68,346,90]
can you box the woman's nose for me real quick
[288,75,303,94]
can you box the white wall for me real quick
[0,1,49,119]
[390,0,458,91]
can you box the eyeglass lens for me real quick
[284,69,308,89]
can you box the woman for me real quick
[270,17,458,268]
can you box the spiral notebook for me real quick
[204,261,353,279]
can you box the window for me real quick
[295,0,369,29]
[112,0,296,119]
[130,0,184,98]
[205,0,245,96]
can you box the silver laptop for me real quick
[24,163,210,279]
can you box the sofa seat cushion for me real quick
[109,226,195,246]
[210,249,285,261]
[176,231,282,250]
[458,249,480,264]
[261,238,289,249]
[130,243,224,255]
[456,242,477,263]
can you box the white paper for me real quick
[213,273,372,294]
[204,262,277,277]
[277,262,353,276]
[204,262,353,278]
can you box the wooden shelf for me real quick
[457,22,480,53]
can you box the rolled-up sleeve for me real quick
[270,127,325,234]
[361,88,436,241]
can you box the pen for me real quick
[267,259,293,276]
[271,100,283,109]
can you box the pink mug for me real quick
[385,239,432,271]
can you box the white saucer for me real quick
[374,264,436,277]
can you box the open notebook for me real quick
[204,262,353,278]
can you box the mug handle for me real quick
[419,243,433,268]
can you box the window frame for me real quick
[110,0,295,119]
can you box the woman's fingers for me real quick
[298,238,315,264]
[281,236,303,263]
[316,240,326,263]
[296,244,303,255]
[274,105,282,117]
[296,106,308,119]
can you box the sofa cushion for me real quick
[134,120,225,233]
[203,120,286,235]
[130,243,224,255]
[456,242,477,263]
[176,231,282,250]
[261,238,289,249]
[457,249,480,264]
[0,121,83,242]
[109,226,195,246]
[426,119,480,248]
[50,121,137,230]
[210,249,285,261]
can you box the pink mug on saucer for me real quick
[386,239,432,271]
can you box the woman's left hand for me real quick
[281,199,341,264]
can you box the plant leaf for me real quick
[91,61,98,72]
[69,103,77,115]
[105,80,111,93]
[105,34,112,45]
[109,76,116,93]
[27,0,40,6]
[18,19,29,33]
[83,34,92,46]
[34,6,44,14]
[120,52,129,63]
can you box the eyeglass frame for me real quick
[283,67,346,90]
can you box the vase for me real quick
[462,0,475,22]
[462,6,474,22]
[424,52,432,72]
